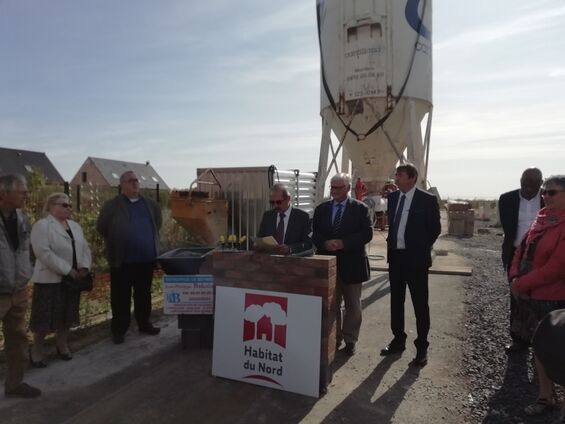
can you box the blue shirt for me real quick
[124,199,156,263]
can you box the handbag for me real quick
[62,271,94,292]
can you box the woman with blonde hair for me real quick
[29,192,92,366]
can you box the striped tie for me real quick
[333,204,343,234]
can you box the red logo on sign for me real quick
[243,293,288,348]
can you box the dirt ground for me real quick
[1,223,476,424]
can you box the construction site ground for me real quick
[2,218,473,424]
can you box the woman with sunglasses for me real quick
[28,192,92,366]
[509,175,565,418]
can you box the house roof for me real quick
[0,147,65,184]
[83,157,169,190]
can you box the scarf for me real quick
[519,207,565,275]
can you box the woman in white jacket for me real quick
[29,193,92,366]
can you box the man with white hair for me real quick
[312,173,373,356]
[0,174,41,397]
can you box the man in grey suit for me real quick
[256,184,312,255]
[380,164,441,367]
[313,173,373,356]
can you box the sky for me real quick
[0,0,564,199]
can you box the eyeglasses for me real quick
[541,189,564,197]
[330,185,346,190]
[269,200,284,205]
[123,178,139,184]
[55,203,72,208]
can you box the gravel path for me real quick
[455,226,563,423]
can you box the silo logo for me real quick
[405,0,431,40]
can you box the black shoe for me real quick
[28,347,47,368]
[5,382,41,398]
[409,349,428,367]
[139,324,160,335]
[505,341,528,354]
[344,342,356,356]
[380,342,406,356]
[112,334,125,344]
[56,347,73,361]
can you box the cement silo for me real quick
[316,0,433,200]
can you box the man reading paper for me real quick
[255,184,312,255]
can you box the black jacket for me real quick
[257,207,312,254]
[386,188,441,268]
[312,197,373,284]
[498,189,544,269]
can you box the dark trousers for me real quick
[110,262,154,335]
[388,250,430,349]
[504,247,530,344]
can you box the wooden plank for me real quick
[370,265,472,276]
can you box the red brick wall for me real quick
[208,252,337,383]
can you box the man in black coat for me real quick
[380,164,441,367]
[313,173,373,356]
[498,167,543,352]
[256,184,312,255]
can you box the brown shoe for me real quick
[5,382,42,398]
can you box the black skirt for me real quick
[29,282,81,333]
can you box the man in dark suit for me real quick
[256,184,312,255]
[312,173,373,356]
[380,164,441,367]
[498,167,543,352]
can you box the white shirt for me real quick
[514,192,541,247]
[394,186,416,249]
[276,206,292,241]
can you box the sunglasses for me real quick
[541,189,564,197]
[55,203,72,208]
[269,200,284,205]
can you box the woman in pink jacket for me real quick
[509,175,565,418]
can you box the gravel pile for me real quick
[454,226,563,423]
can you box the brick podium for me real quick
[210,251,338,391]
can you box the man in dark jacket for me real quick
[498,167,543,352]
[256,184,312,255]
[313,173,373,356]
[380,164,441,367]
[97,170,162,344]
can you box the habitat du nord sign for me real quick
[212,287,322,397]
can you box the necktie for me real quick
[275,212,285,244]
[389,194,406,249]
[333,203,343,234]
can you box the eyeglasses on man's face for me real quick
[541,189,564,197]
[124,178,139,184]
[269,200,284,205]
[330,185,346,190]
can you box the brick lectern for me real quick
[210,251,337,390]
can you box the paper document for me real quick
[254,236,279,247]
